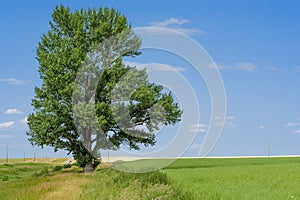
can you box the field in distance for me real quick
[163,157,300,200]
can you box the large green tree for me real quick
[27,5,182,172]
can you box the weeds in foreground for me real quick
[80,168,194,200]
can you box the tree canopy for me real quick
[27,5,182,172]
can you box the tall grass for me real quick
[80,168,194,200]
[0,161,192,200]
[0,163,87,200]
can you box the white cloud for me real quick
[259,125,265,129]
[286,122,298,127]
[124,61,186,72]
[4,108,23,114]
[215,115,235,120]
[214,121,236,128]
[0,121,15,128]
[225,116,235,120]
[265,66,278,71]
[294,129,300,133]
[149,17,206,36]
[189,123,208,133]
[233,62,257,72]
[189,144,201,150]
[0,134,13,139]
[0,78,28,85]
[150,17,190,27]
[214,116,236,128]
[20,117,28,124]
[189,128,207,133]
[215,62,257,72]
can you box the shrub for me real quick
[34,167,49,177]
[2,176,9,181]
[63,164,72,168]
[53,165,63,171]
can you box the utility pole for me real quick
[24,152,26,163]
[268,144,270,158]
[6,145,8,164]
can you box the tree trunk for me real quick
[83,161,94,173]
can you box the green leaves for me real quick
[27,5,182,170]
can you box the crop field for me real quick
[1,157,300,199]
[163,157,300,199]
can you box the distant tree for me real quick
[27,5,182,172]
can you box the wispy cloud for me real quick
[0,121,15,128]
[216,62,257,72]
[150,17,190,27]
[214,116,236,128]
[233,62,257,72]
[214,121,236,128]
[216,116,235,120]
[20,117,28,124]
[124,61,186,72]
[149,17,206,36]
[0,134,13,139]
[265,66,278,71]
[0,78,28,85]
[189,123,208,133]
[258,125,265,129]
[4,108,23,115]
[286,122,298,127]
[189,144,201,149]
[294,129,300,134]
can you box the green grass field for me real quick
[163,157,300,200]
[0,158,190,199]
[1,157,300,199]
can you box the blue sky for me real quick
[1,0,300,158]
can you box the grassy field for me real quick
[1,157,300,199]
[0,158,190,200]
[163,157,300,200]
[80,167,192,199]
[0,158,89,199]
